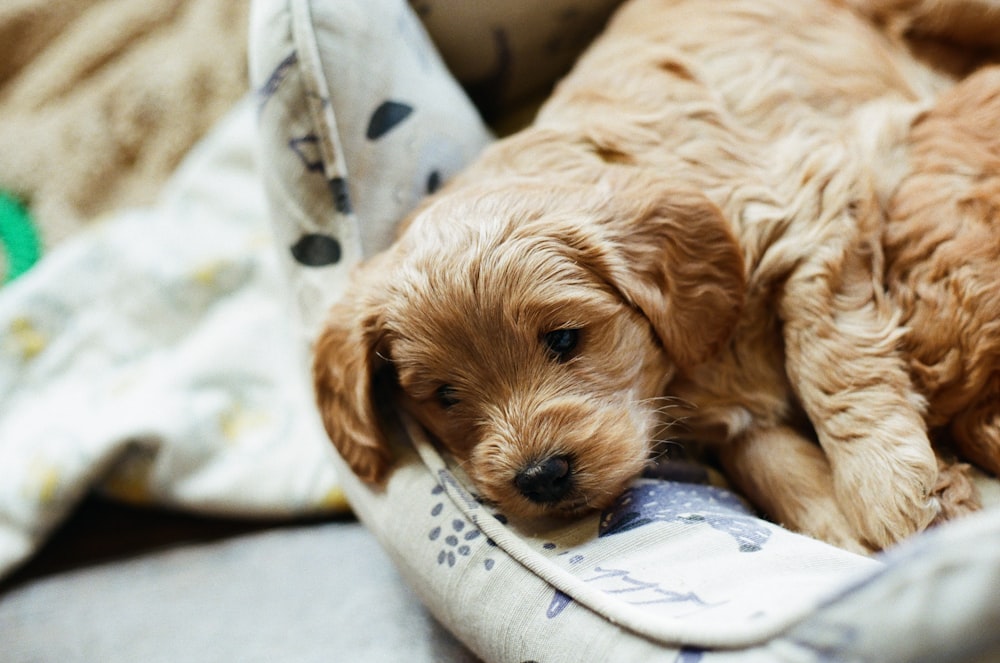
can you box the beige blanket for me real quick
[0,0,249,249]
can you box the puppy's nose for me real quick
[515,455,573,504]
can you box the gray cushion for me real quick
[0,522,479,663]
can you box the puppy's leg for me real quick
[718,426,871,554]
[781,234,939,549]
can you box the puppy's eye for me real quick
[543,328,580,362]
[436,384,459,409]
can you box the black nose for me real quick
[515,455,573,504]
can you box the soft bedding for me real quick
[0,0,250,247]
[0,99,348,580]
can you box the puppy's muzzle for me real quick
[514,455,573,504]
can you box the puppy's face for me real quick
[387,208,675,517]
[313,170,744,518]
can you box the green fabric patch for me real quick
[0,191,42,285]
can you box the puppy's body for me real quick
[884,65,1000,477]
[313,0,996,552]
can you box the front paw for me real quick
[832,440,940,549]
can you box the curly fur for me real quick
[312,0,1000,552]
[884,65,1000,476]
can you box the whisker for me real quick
[634,395,698,411]
[651,415,690,434]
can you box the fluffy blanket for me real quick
[0,98,348,581]
[0,0,347,581]
[0,0,249,250]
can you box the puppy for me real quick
[312,0,981,552]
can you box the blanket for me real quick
[0,0,335,581]
[0,0,249,251]
[0,99,347,581]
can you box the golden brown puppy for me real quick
[883,65,1000,479]
[312,0,981,553]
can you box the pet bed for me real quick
[249,0,1000,661]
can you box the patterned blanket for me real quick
[0,99,348,581]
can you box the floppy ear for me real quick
[578,171,745,370]
[311,283,393,483]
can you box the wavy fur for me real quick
[313,0,1000,552]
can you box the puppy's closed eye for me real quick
[542,328,581,362]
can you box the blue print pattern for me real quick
[676,647,705,662]
[255,51,297,108]
[586,566,712,607]
[366,100,414,140]
[428,483,496,571]
[600,481,772,552]
[288,134,324,172]
[547,590,573,618]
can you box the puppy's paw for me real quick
[835,449,940,549]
